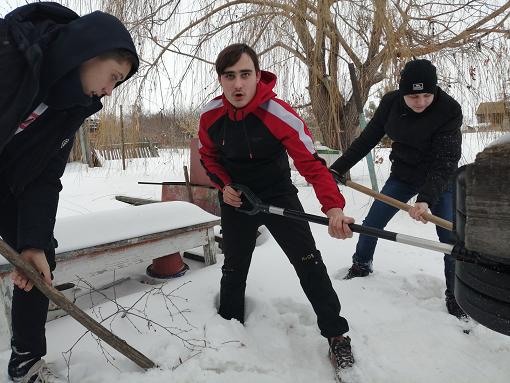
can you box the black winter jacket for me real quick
[0,2,138,251]
[330,88,462,206]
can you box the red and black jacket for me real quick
[198,71,345,214]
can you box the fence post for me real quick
[348,63,379,192]
[78,125,93,167]
[120,105,126,170]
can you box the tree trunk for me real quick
[307,78,361,153]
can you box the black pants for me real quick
[219,193,349,338]
[0,190,55,375]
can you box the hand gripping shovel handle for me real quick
[0,240,156,370]
[330,170,453,231]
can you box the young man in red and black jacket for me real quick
[198,43,355,374]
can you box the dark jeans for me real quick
[219,193,349,338]
[0,190,55,376]
[353,176,456,295]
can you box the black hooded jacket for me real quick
[330,87,462,206]
[0,2,138,251]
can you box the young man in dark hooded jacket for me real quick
[329,59,465,319]
[199,43,356,378]
[0,2,138,381]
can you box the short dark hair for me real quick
[98,48,139,73]
[215,43,260,76]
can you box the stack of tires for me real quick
[454,167,510,336]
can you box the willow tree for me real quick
[101,0,510,151]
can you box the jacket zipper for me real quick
[239,110,254,159]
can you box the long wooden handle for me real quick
[183,165,194,203]
[0,240,156,370]
[345,180,453,231]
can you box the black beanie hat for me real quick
[399,59,437,95]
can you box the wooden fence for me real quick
[95,141,159,161]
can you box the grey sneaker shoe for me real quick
[11,359,63,383]
[329,335,355,369]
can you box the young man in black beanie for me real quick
[1,2,138,381]
[329,59,466,319]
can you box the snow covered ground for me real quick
[1,132,510,383]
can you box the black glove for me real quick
[329,168,347,184]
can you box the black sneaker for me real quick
[445,293,468,319]
[8,347,39,382]
[329,335,355,370]
[9,359,63,382]
[344,262,371,280]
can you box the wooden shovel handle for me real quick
[0,240,156,370]
[345,179,453,231]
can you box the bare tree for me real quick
[100,0,510,150]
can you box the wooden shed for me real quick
[475,100,510,129]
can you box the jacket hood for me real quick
[5,2,79,27]
[41,10,139,91]
[7,3,139,96]
[222,70,277,120]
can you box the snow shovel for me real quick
[230,183,506,270]
[331,171,453,231]
[0,240,156,370]
[231,184,510,336]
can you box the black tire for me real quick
[455,276,510,336]
[456,261,510,304]
[454,166,467,243]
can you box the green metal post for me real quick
[348,63,379,192]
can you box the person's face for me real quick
[79,57,132,98]
[403,93,434,113]
[219,53,261,108]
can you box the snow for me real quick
[55,201,217,254]
[1,134,510,383]
[487,132,510,148]
[0,201,218,264]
